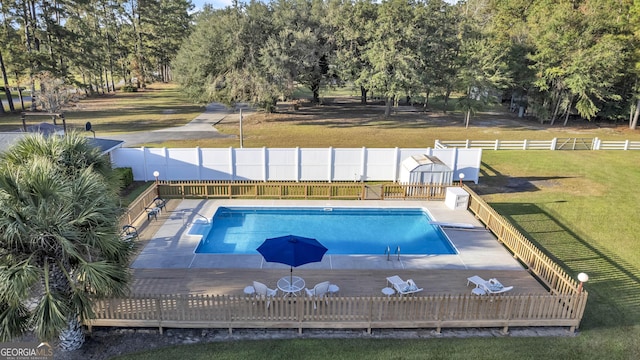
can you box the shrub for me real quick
[115,167,134,188]
[121,85,138,93]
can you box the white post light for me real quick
[458,173,465,186]
[577,272,589,293]
[153,171,160,196]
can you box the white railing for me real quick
[596,139,640,150]
[436,138,640,151]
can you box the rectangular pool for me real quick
[193,207,457,255]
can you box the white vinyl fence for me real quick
[111,147,482,183]
[435,137,640,151]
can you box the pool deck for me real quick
[128,199,548,297]
[132,199,522,271]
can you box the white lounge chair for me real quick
[386,275,423,296]
[467,275,513,294]
[305,281,331,308]
[252,281,278,307]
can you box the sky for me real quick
[191,0,458,12]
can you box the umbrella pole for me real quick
[290,267,293,285]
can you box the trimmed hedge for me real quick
[115,167,134,188]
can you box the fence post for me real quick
[197,147,202,180]
[550,138,557,150]
[295,147,300,182]
[368,297,373,334]
[393,147,400,181]
[156,295,163,334]
[297,294,304,334]
[625,140,630,150]
[327,147,333,183]
[360,146,366,182]
[494,140,499,150]
[262,147,268,181]
[522,139,528,150]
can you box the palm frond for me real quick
[75,261,131,298]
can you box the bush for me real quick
[121,85,137,93]
[114,167,134,188]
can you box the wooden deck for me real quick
[127,199,549,298]
[130,267,549,297]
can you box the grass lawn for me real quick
[0,83,203,133]
[112,151,640,360]
[4,83,639,358]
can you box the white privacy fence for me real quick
[111,147,482,183]
[435,138,640,150]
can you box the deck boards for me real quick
[128,199,549,298]
[130,267,548,297]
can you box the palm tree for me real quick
[0,133,133,351]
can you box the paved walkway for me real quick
[99,103,242,146]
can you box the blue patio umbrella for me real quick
[256,234,328,284]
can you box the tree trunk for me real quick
[0,50,15,112]
[311,83,320,104]
[465,109,471,128]
[423,89,430,111]
[563,96,574,126]
[58,317,85,351]
[15,72,25,111]
[631,98,640,130]
[82,73,89,96]
[443,88,451,114]
[360,86,367,105]
[384,96,392,118]
[550,95,561,125]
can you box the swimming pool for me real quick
[193,207,457,255]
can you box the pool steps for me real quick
[384,245,401,261]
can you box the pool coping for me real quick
[131,199,524,271]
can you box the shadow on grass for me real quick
[471,161,574,195]
[266,98,546,131]
[489,202,640,330]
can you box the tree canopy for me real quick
[171,0,639,125]
[2,0,640,126]
[0,133,133,350]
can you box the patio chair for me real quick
[305,281,331,308]
[153,197,166,212]
[386,275,423,296]
[145,206,160,221]
[120,225,138,243]
[467,275,513,294]
[252,281,278,308]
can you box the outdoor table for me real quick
[277,276,305,297]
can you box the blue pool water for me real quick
[193,207,457,255]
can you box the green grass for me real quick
[111,150,640,360]
[4,83,638,358]
[0,83,203,133]
[114,331,639,360]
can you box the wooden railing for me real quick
[119,185,158,227]
[464,185,584,296]
[157,181,449,201]
[381,183,447,200]
[158,181,366,200]
[101,182,588,333]
[87,292,587,334]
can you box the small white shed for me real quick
[399,155,453,185]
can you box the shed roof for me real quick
[402,155,451,172]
